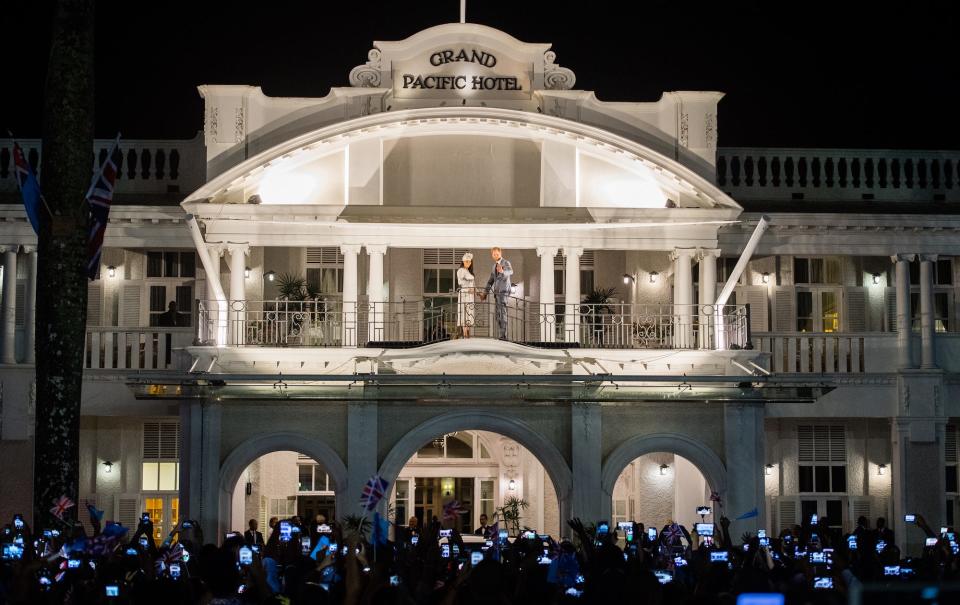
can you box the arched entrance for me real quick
[379,411,572,537]
[218,432,347,541]
[600,433,727,524]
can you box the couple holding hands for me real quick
[455,247,513,339]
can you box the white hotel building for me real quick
[1,23,958,554]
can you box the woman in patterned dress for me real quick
[456,253,476,337]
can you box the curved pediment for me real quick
[184,107,740,213]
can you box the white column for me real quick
[227,243,249,345]
[22,246,37,364]
[537,247,558,342]
[672,248,695,348]
[571,402,602,530]
[204,244,224,344]
[698,248,719,349]
[366,245,386,343]
[919,254,937,368]
[563,247,583,343]
[892,254,915,369]
[0,246,18,364]
[341,244,361,347]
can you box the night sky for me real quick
[5,0,959,149]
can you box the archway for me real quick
[218,432,347,541]
[379,411,572,537]
[600,433,727,524]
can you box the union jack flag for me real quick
[86,135,120,280]
[359,474,389,511]
[50,494,76,520]
[442,499,465,522]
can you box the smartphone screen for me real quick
[597,522,609,536]
[647,528,657,540]
[238,546,253,565]
[410,536,418,545]
[441,544,450,558]
[301,536,312,555]
[440,529,452,538]
[471,551,484,565]
[279,521,292,542]
[170,563,180,578]
[904,514,916,523]
[105,585,120,597]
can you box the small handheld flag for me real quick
[442,499,465,522]
[12,141,43,235]
[359,475,389,511]
[709,491,722,505]
[50,494,76,520]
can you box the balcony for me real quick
[195,297,749,351]
[84,327,194,371]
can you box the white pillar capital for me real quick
[207,243,226,257]
[0,245,20,254]
[698,248,721,260]
[340,244,362,256]
[21,245,37,255]
[670,247,697,261]
[562,247,583,258]
[225,242,250,257]
[536,246,559,258]
[891,254,916,264]
[365,244,387,256]
[919,253,938,263]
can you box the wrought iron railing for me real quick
[197,297,749,350]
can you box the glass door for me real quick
[144,495,179,542]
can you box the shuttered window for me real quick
[798,425,847,493]
[306,247,344,295]
[947,425,958,494]
[143,422,180,492]
[554,251,595,297]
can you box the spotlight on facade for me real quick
[244,267,251,279]
[508,479,517,491]
[659,463,669,475]
[265,270,276,282]
[761,272,770,284]
[878,463,886,476]
[765,464,774,475]
[102,460,113,473]
[649,271,659,284]
[107,266,116,278]
[872,273,881,285]
[623,273,635,285]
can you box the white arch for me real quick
[600,432,727,522]
[184,106,739,210]
[378,410,572,535]
[217,431,348,539]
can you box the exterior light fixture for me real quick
[623,273,635,285]
[103,460,113,473]
[649,271,659,284]
[659,463,669,475]
[877,463,886,476]
[765,464,774,476]
[508,479,517,491]
[761,272,770,284]
[265,270,276,282]
[244,267,251,279]
[107,266,116,278]
[872,273,881,285]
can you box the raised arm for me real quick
[501,259,513,279]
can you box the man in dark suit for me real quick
[244,518,265,546]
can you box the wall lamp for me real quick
[244,267,251,279]
[623,273,635,285]
[107,266,116,278]
[508,478,517,491]
[649,271,659,284]
[877,463,886,476]
[761,272,770,284]
[765,464,774,476]
[659,463,670,475]
[872,273,881,285]
[264,270,276,282]
[102,460,113,474]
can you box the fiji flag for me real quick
[86,136,120,280]
[12,142,43,234]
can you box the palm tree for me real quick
[580,287,618,345]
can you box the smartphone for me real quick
[42,529,52,538]
[647,528,657,541]
[301,536,312,555]
[318,523,332,534]
[452,544,460,557]
[328,542,338,556]
[125,547,138,556]
[757,529,766,539]
[695,523,714,536]
[810,514,818,526]
[523,530,537,540]
[483,540,493,550]
[441,544,450,558]
[847,536,857,550]
[597,522,609,536]
[390,575,400,586]
[13,514,24,529]
[142,512,151,524]
[139,536,149,549]
[410,536,418,546]
[941,527,948,535]
[876,540,886,553]
[105,585,120,598]
[925,537,938,547]
[170,563,181,579]
[625,527,634,542]
[654,570,673,584]
[904,514,916,523]
[759,537,769,547]
[809,551,826,564]
[565,588,583,598]
[68,559,81,569]
[471,550,484,565]
[238,546,253,566]
[813,577,833,589]
[279,521,292,542]
[884,565,900,576]
[498,529,508,543]
[674,555,688,567]
[439,529,452,538]
[182,521,193,529]
[710,551,728,562]
[743,544,750,552]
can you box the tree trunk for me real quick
[33,0,95,529]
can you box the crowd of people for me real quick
[1,509,959,604]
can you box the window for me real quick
[798,425,847,493]
[423,249,467,311]
[909,258,953,285]
[909,291,951,332]
[305,248,343,295]
[795,289,841,332]
[717,257,742,284]
[479,479,495,520]
[394,480,410,525]
[142,462,179,491]
[146,251,195,278]
[142,422,180,491]
[554,251,595,298]
[148,285,192,327]
[269,498,297,517]
[793,257,841,285]
[297,464,333,493]
[415,432,477,460]
[947,425,958,495]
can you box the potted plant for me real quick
[494,496,529,537]
[580,287,617,346]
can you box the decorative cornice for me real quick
[543,51,576,90]
[349,49,383,88]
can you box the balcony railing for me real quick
[197,297,750,350]
[717,148,960,203]
[84,327,194,370]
